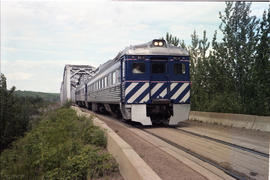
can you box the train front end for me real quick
[121,40,190,126]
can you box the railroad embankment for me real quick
[189,111,270,132]
[72,106,162,180]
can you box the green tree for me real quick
[165,32,180,46]
[163,32,187,49]
[217,2,260,113]
[0,74,7,89]
[0,74,45,151]
[252,7,270,115]
[163,2,269,115]
[199,31,210,62]
[188,31,211,111]
[188,31,200,110]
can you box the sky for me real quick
[1,0,269,93]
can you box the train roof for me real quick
[113,39,189,60]
[93,39,189,76]
[77,40,189,88]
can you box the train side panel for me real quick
[86,61,122,104]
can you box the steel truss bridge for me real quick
[60,64,95,105]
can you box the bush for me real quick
[81,121,107,147]
[62,100,72,108]
[0,107,118,179]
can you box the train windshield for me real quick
[132,62,145,74]
[151,63,166,74]
[174,63,186,75]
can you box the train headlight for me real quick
[154,41,159,46]
[158,41,163,46]
[153,39,166,47]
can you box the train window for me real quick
[174,63,186,74]
[122,63,125,78]
[117,70,121,82]
[112,72,116,84]
[152,63,166,74]
[101,78,104,89]
[108,73,112,86]
[104,76,108,87]
[132,63,145,74]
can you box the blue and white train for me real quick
[75,39,190,126]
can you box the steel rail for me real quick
[175,128,269,158]
[142,129,248,180]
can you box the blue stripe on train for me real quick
[125,82,148,103]
[174,85,190,103]
[133,86,150,103]
[167,83,183,98]
[125,82,190,104]
[151,83,168,99]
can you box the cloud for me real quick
[7,72,33,80]
[1,1,268,93]
[2,59,98,93]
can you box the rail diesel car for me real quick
[75,39,190,125]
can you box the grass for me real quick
[0,107,118,180]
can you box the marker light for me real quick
[158,41,163,46]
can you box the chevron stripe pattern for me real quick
[125,82,190,104]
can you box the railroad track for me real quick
[79,107,268,180]
[174,128,269,158]
[143,129,248,180]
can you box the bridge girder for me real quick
[60,64,95,105]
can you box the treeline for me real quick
[0,74,49,151]
[165,2,270,116]
[15,90,59,102]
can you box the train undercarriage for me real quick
[76,101,190,126]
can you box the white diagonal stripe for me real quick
[180,91,190,103]
[128,83,149,103]
[140,94,149,103]
[170,83,177,91]
[160,88,167,98]
[125,82,138,95]
[151,83,163,95]
[171,83,189,99]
